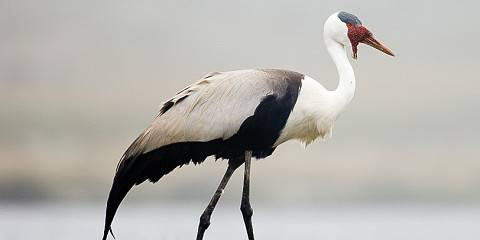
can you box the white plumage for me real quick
[275,76,336,146]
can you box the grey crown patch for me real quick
[338,11,362,25]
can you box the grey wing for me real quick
[102,69,304,240]
[122,69,303,160]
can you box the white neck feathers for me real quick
[325,37,356,114]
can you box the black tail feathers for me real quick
[101,139,235,240]
[101,174,135,240]
[102,226,116,240]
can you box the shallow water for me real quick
[1,202,480,240]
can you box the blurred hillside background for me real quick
[1,0,479,239]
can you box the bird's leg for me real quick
[196,163,238,240]
[240,150,255,240]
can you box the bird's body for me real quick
[102,11,394,240]
[125,69,305,161]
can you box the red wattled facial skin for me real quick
[347,24,372,58]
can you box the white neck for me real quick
[325,38,356,114]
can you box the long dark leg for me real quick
[241,151,255,240]
[196,163,238,240]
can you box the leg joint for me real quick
[240,201,253,218]
[199,212,211,229]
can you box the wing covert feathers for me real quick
[101,69,304,240]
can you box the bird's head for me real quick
[324,11,394,59]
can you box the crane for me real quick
[101,11,394,240]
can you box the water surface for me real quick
[1,202,479,240]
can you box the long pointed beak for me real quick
[361,35,395,57]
